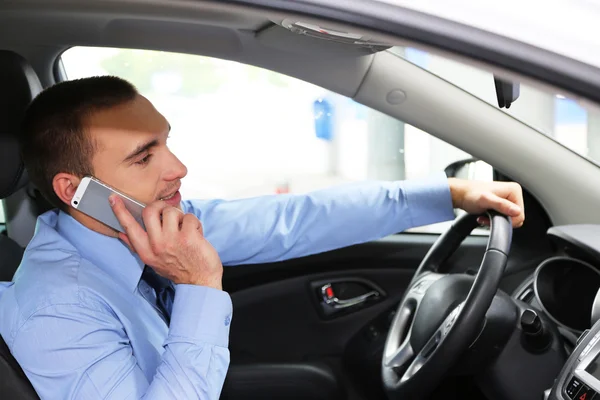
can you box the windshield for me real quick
[394,47,600,166]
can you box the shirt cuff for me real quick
[402,171,455,227]
[166,284,233,348]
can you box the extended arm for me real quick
[183,173,455,265]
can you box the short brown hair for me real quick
[20,76,138,211]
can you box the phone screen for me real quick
[73,177,146,233]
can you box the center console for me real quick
[550,320,600,399]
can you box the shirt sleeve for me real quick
[9,286,232,400]
[182,172,455,266]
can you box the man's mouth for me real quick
[160,192,177,201]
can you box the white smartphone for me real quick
[71,176,146,233]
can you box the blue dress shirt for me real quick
[0,173,454,399]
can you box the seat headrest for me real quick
[0,50,42,199]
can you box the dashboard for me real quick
[513,225,600,349]
[513,224,600,399]
[512,256,600,353]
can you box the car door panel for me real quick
[220,233,489,400]
[228,267,409,363]
[218,233,487,400]
[225,234,489,363]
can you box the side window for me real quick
[0,202,5,226]
[60,47,492,235]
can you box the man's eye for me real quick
[135,154,153,166]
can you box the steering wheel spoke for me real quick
[384,336,414,369]
[401,337,437,382]
[400,301,465,382]
[383,273,445,370]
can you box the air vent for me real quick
[517,286,535,303]
[513,279,536,304]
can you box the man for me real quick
[0,76,524,400]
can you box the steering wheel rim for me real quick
[381,210,512,399]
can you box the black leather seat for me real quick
[0,234,24,282]
[0,50,43,399]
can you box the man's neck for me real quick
[68,208,120,238]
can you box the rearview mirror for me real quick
[494,76,520,109]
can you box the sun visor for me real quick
[260,19,392,55]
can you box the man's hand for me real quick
[448,178,525,228]
[109,195,223,290]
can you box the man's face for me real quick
[87,94,187,209]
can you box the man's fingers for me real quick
[163,207,184,235]
[118,232,133,251]
[502,183,524,207]
[110,195,151,255]
[498,197,525,227]
[478,215,524,229]
[142,201,171,238]
[480,193,524,228]
[477,216,490,226]
[110,195,145,236]
[505,185,525,223]
[458,182,524,228]
[182,213,203,236]
[481,193,520,216]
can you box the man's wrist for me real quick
[191,276,223,291]
[448,178,467,209]
[173,275,223,290]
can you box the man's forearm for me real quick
[143,285,233,399]
[144,342,230,399]
[183,172,455,266]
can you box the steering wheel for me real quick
[381,210,512,399]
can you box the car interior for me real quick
[2,1,600,400]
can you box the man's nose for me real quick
[164,153,188,181]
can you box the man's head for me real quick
[20,76,187,233]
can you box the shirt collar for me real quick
[56,210,145,292]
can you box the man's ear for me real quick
[52,173,81,209]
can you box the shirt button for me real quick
[224,315,231,326]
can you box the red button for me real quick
[576,385,597,400]
[326,286,334,299]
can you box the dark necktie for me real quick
[141,265,175,325]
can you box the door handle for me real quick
[320,283,381,310]
[311,278,385,318]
